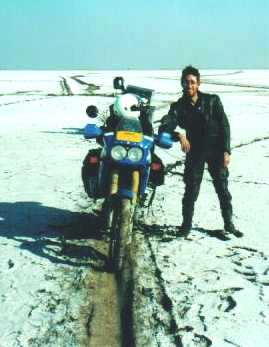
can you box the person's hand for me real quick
[178,134,191,153]
[223,152,230,168]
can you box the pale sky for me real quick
[1,0,268,69]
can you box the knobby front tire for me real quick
[107,198,135,273]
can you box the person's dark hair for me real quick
[181,65,200,84]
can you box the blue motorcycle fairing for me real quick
[103,132,154,167]
[99,132,153,197]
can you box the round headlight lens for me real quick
[111,145,127,161]
[128,147,143,162]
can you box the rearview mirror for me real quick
[86,105,99,118]
[113,77,125,91]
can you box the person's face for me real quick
[182,74,200,97]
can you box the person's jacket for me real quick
[159,91,231,154]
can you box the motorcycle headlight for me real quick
[111,145,127,161]
[128,147,143,162]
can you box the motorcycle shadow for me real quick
[0,201,108,271]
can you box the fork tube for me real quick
[132,171,139,204]
[110,170,119,195]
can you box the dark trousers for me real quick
[182,150,233,227]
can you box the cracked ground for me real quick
[0,70,269,346]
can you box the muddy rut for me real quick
[83,270,122,347]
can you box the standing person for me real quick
[159,65,242,239]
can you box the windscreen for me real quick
[115,117,142,132]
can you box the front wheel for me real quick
[107,198,135,272]
[107,197,120,272]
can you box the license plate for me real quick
[116,131,142,142]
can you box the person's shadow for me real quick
[136,222,230,241]
[0,201,108,270]
[193,227,231,241]
[135,222,179,242]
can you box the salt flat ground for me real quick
[0,70,269,347]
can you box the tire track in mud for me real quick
[228,178,269,186]
[48,222,124,347]
[145,71,243,82]
[232,135,269,149]
[1,77,78,101]
[70,75,100,91]
[0,75,99,102]
[68,75,101,96]
[61,197,132,347]
[80,269,122,347]
[202,71,243,77]
[0,75,76,107]
[202,79,269,90]
[60,77,73,96]
[79,239,140,347]
[0,95,57,108]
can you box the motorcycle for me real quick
[82,77,173,272]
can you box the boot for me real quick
[178,222,192,237]
[224,221,243,238]
[221,205,243,238]
[178,204,194,237]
